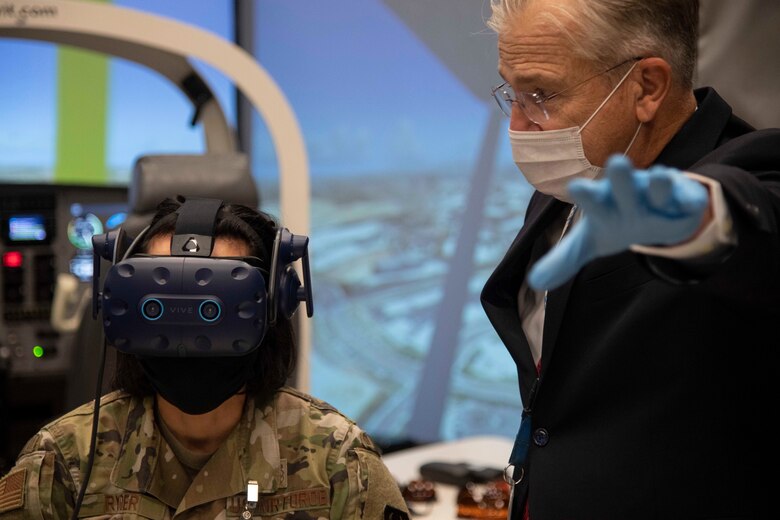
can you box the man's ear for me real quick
[633,57,673,123]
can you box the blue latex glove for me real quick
[528,154,710,291]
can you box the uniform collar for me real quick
[111,393,286,513]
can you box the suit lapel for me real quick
[482,194,567,397]
[486,194,566,296]
[539,277,575,380]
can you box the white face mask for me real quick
[509,62,641,203]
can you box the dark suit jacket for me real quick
[481,88,779,520]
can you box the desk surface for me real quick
[382,435,514,519]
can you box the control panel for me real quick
[0,183,127,378]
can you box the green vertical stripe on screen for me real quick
[55,46,108,184]
[54,1,111,184]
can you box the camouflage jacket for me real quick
[0,387,409,519]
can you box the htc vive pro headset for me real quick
[90,198,313,357]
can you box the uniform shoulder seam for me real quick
[275,386,350,418]
[50,390,133,423]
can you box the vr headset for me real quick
[90,198,313,357]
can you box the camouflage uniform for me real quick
[0,387,409,519]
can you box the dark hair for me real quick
[111,196,297,406]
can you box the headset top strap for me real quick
[171,198,223,257]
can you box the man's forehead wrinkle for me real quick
[499,32,566,55]
[498,35,569,82]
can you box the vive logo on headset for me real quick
[90,198,313,357]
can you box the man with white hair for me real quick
[481,0,777,518]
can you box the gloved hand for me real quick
[528,154,710,291]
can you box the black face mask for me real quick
[139,352,258,415]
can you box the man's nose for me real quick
[509,102,542,131]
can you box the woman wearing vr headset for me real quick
[0,197,409,520]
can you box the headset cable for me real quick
[70,338,108,520]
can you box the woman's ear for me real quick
[633,57,673,123]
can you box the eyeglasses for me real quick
[491,57,643,124]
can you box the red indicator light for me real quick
[2,251,23,268]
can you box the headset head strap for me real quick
[170,198,223,257]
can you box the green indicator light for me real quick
[33,345,44,358]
